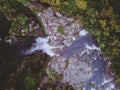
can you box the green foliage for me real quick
[75,0,87,10]
[17,0,34,6]
[57,26,65,35]
[117,77,120,83]
[48,70,56,81]
[18,14,28,26]
[24,75,36,90]
[57,74,63,80]
[10,14,29,37]
[48,70,63,82]
[60,0,79,16]
[0,0,27,18]
[14,54,49,90]
[40,0,61,10]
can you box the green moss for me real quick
[24,75,36,90]
[57,74,63,80]
[60,0,79,17]
[30,8,47,35]
[117,77,120,83]
[90,83,96,87]
[10,14,29,37]
[17,0,34,6]
[40,0,61,10]
[65,59,69,69]
[57,26,65,35]
[48,70,56,81]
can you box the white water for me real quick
[21,37,55,57]
[79,29,88,36]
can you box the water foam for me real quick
[21,37,55,57]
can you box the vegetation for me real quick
[0,0,120,90]
[41,0,61,10]
[10,14,29,37]
[57,26,65,35]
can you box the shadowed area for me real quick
[0,11,11,40]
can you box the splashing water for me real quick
[79,29,88,36]
[21,36,56,57]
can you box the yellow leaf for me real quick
[75,0,87,10]
[99,19,106,29]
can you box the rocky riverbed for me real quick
[22,7,117,90]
